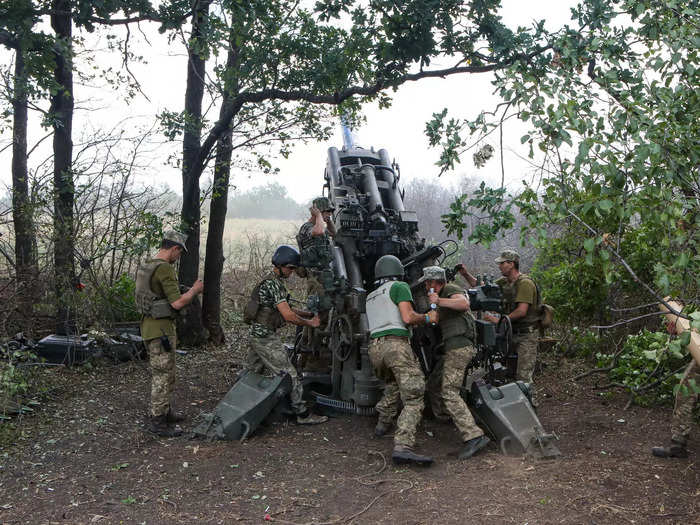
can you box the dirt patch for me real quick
[0,337,697,524]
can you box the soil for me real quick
[1,331,698,525]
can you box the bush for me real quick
[596,329,691,406]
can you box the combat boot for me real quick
[651,439,688,459]
[374,420,393,437]
[166,409,186,424]
[391,445,433,466]
[458,435,491,460]
[296,413,328,425]
[148,415,183,438]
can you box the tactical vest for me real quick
[296,223,333,270]
[244,275,285,331]
[499,274,540,328]
[134,259,176,319]
[438,285,476,344]
[366,281,408,336]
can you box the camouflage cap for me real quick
[163,229,188,252]
[312,196,335,212]
[494,249,519,263]
[418,265,446,283]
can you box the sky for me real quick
[0,1,580,206]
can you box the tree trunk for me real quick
[177,0,211,346]
[11,45,38,335]
[50,0,76,335]
[202,109,234,344]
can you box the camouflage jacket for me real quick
[250,275,289,338]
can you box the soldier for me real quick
[245,244,328,425]
[652,321,698,458]
[296,197,336,350]
[457,248,542,406]
[135,230,204,437]
[420,266,490,459]
[366,255,438,465]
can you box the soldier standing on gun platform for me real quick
[245,245,328,425]
[296,197,336,349]
[457,249,542,406]
[420,266,491,459]
[367,255,438,465]
[135,230,203,437]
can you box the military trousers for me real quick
[671,359,699,444]
[368,335,426,448]
[247,333,306,415]
[426,344,484,442]
[513,329,539,405]
[147,335,177,418]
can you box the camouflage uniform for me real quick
[425,282,484,442]
[247,275,307,415]
[369,335,426,448]
[671,359,699,445]
[137,259,181,418]
[497,273,540,404]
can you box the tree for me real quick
[160,0,554,343]
[431,0,700,317]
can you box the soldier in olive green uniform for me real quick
[652,321,698,459]
[135,230,203,437]
[420,266,490,459]
[245,245,328,425]
[458,249,542,406]
[366,255,438,465]
[296,197,336,350]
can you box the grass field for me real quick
[220,217,301,245]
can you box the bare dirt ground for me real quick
[1,330,698,525]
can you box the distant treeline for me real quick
[227,182,307,220]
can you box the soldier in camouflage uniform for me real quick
[458,249,542,406]
[420,266,490,459]
[135,230,203,437]
[245,245,328,425]
[296,197,336,351]
[366,255,438,465]
[652,322,698,458]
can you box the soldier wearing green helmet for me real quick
[366,254,438,466]
[296,196,337,350]
[457,248,542,406]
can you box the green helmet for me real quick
[312,196,334,212]
[374,255,404,280]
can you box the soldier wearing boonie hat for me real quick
[457,248,543,407]
[420,266,490,459]
[134,229,203,437]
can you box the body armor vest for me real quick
[366,281,408,336]
[244,275,285,330]
[438,286,476,343]
[499,274,541,327]
[296,223,333,270]
[134,259,176,319]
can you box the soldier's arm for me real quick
[434,293,469,312]
[325,217,336,237]
[171,280,204,310]
[398,301,437,326]
[310,207,325,236]
[277,301,320,327]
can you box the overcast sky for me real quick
[0,1,579,205]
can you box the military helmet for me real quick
[163,229,188,252]
[312,196,335,212]
[418,265,446,283]
[494,248,520,263]
[374,254,404,279]
[272,245,300,267]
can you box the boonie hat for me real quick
[418,265,447,283]
[163,229,188,252]
[494,249,519,263]
[312,196,335,212]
